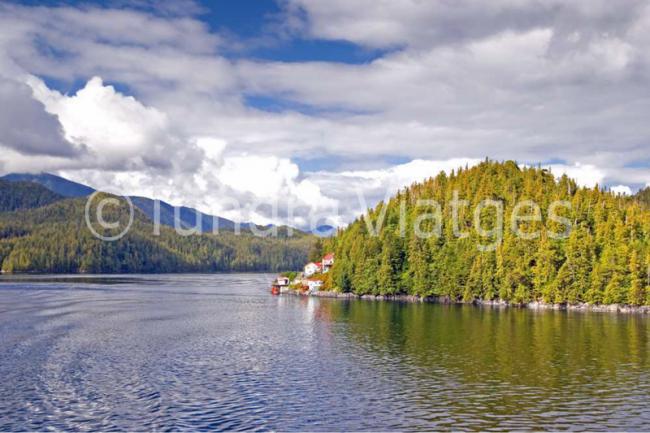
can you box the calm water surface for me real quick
[0,274,648,431]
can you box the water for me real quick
[0,274,648,431]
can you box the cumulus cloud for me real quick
[304,158,483,222]
[193,148,339,226]
[610,185,633,196]
[58,151,341,228]
[27,75,188,170]
[545,163,606,188]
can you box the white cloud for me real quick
[27,75,190,171]
[235,23,649,166]
[217,156,299,198]
[195,137,226,161]
[336,158,482,191]
[285,0,647,50]
[208,155,339,225]
[546,163,606,187]
[0,146,82,174]
[610,185,633,196]
[59,152,341,228]
[304,158,483,222]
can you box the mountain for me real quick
[0,193,313,273]
[129,196,239,233]
[324,160,650,306]
[1,172,301,235]
[1,172,95,197]
[0,180,64,212]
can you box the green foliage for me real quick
[0,195,312,273]
[0,180,63,211]
[626,250,645,306]
[327,161,650,306]
[308,238,324,262]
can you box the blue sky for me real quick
[0,0,649,226]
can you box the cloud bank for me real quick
[0,1,648,227]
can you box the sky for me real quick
[1,0,649,228]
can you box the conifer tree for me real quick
[378,246,397,295]
[586,262,605,304]
[627,249,645,306]
[465,254,483,302]
[408,235,431,296]
[533,232,557,301]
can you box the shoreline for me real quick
[284,290,650,314]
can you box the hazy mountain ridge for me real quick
[2,173,95,197]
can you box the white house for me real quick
[275,276,290,286]
[306,279,323,292]
[304,262,322,277]
[322,253,334,273]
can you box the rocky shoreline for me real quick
[284,290,650,314]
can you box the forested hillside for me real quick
[0,180,63,212]
[0,195,312,273]
[325,161,650,306]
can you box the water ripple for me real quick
[0,274,648,431]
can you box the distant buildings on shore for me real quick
[304,252,335,277]
[272,253,335,294]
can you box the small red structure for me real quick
[271,275,289,295]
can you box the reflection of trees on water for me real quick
[311,300,650,429]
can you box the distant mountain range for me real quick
[2,173,94,198]
[0,179,63,212]
[0,172,337,236]
[0,172,317,236]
